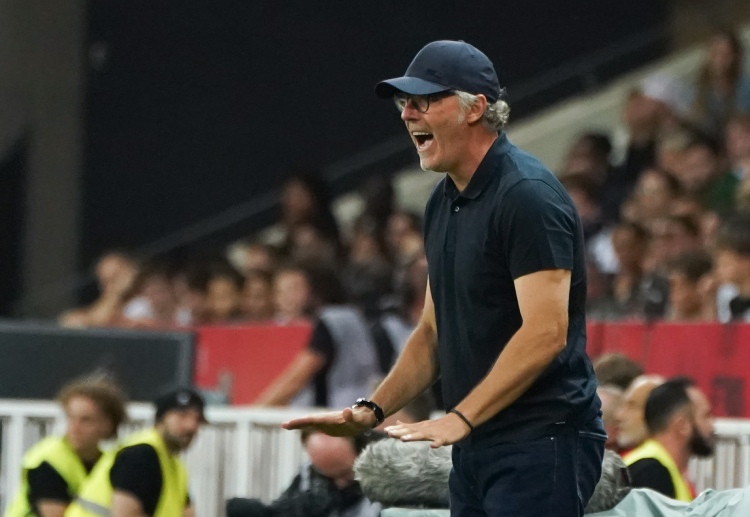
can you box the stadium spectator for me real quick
[725,113,750,180]
[630,167,682,222]
[171,263,209,326]
[689,29,750,137]
[585,254,620,321]
[343,215,393,319]
[561,132,613,183]
[385,210,424,295]
[273,264,314,324]
[226,430,383,517]
[673,136,739,214]
[665,251,716,322]
[4,376,127,517]
[624,377,715,502]
[644,215,703,274]
[273,170,342,255]
[560,174,604,241]
[58,251,138,328]
[121,261,178,327]
[257,264,380,408]
[714,214,750,322]
[242,269,276,322]
[359,174,397,247]
[655,128,694,173]
[597,384,624,452]
[228,241,277,276]
[593,353,644,392]
[610,75,689,199]
[66,387,206,517]
[615,375,664,452]
[563,132,623,221]
[370,251,428,374]
[204,262,245,324]
[287,222,341,264]
[611,222,654,317]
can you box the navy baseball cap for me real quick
[375,40,501,103]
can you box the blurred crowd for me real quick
[58,170,427,332]
[561,29,750,322]
[59,30,750,334]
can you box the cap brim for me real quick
[375,76,451,98]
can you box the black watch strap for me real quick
[352,398,385,426]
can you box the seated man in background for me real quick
[593,353,644,392]
[665,250,715,322]
[58,251,139,328]
[597,384,624,452]
[624,377,715,501]
[615,375,664,454]
[226,429,384,517]
[4,376,127,517]
[66,387,206,517]
[255,263,380,409]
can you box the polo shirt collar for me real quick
[443,132,511,200]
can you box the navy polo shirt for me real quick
[424,133,600,448]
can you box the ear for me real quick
[465,94,488,124]
[673,411,692,439]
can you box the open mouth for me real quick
[412,131,434,151]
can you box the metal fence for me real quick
[1,401,749,516]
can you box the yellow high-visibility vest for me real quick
[65,429,187,517]
[4,436,93,517]
[624,438,693,502]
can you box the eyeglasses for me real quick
[393,91,454,113]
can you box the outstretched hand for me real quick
[281,406,376,437]
[384,412,471,448]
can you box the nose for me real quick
[400,101,419,122]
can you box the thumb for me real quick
[342,407,356,423]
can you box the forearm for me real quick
[36,501,67,517]
[456,324,565,427]
[371,322,438,418]
[255,350,325,406]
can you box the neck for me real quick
[70,441,101,463]
[655,434,690,472]
[446,130,498,192]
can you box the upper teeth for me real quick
[413,132,431,136]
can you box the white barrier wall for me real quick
[2,401,750,517]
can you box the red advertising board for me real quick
[194,321,750,415]
[590,322,750,418]
[194,324,312,405]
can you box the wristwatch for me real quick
[352,398,385,426]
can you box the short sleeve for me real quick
[27,461,71,504]
[110,444,163,516]
[499,180,576,279]
[307,319,335,364]
[628,458,676,498]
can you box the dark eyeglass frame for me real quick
[393,91,455,113]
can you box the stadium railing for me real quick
[1,402,749,516]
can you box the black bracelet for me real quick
[449,409,474,432]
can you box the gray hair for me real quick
[584,450,632,514]
[455,90,510,131]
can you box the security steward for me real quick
[65,388,207,517]
[4,377,127,517]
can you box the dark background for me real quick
[81,0,667,269]
[0,321,194,400]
